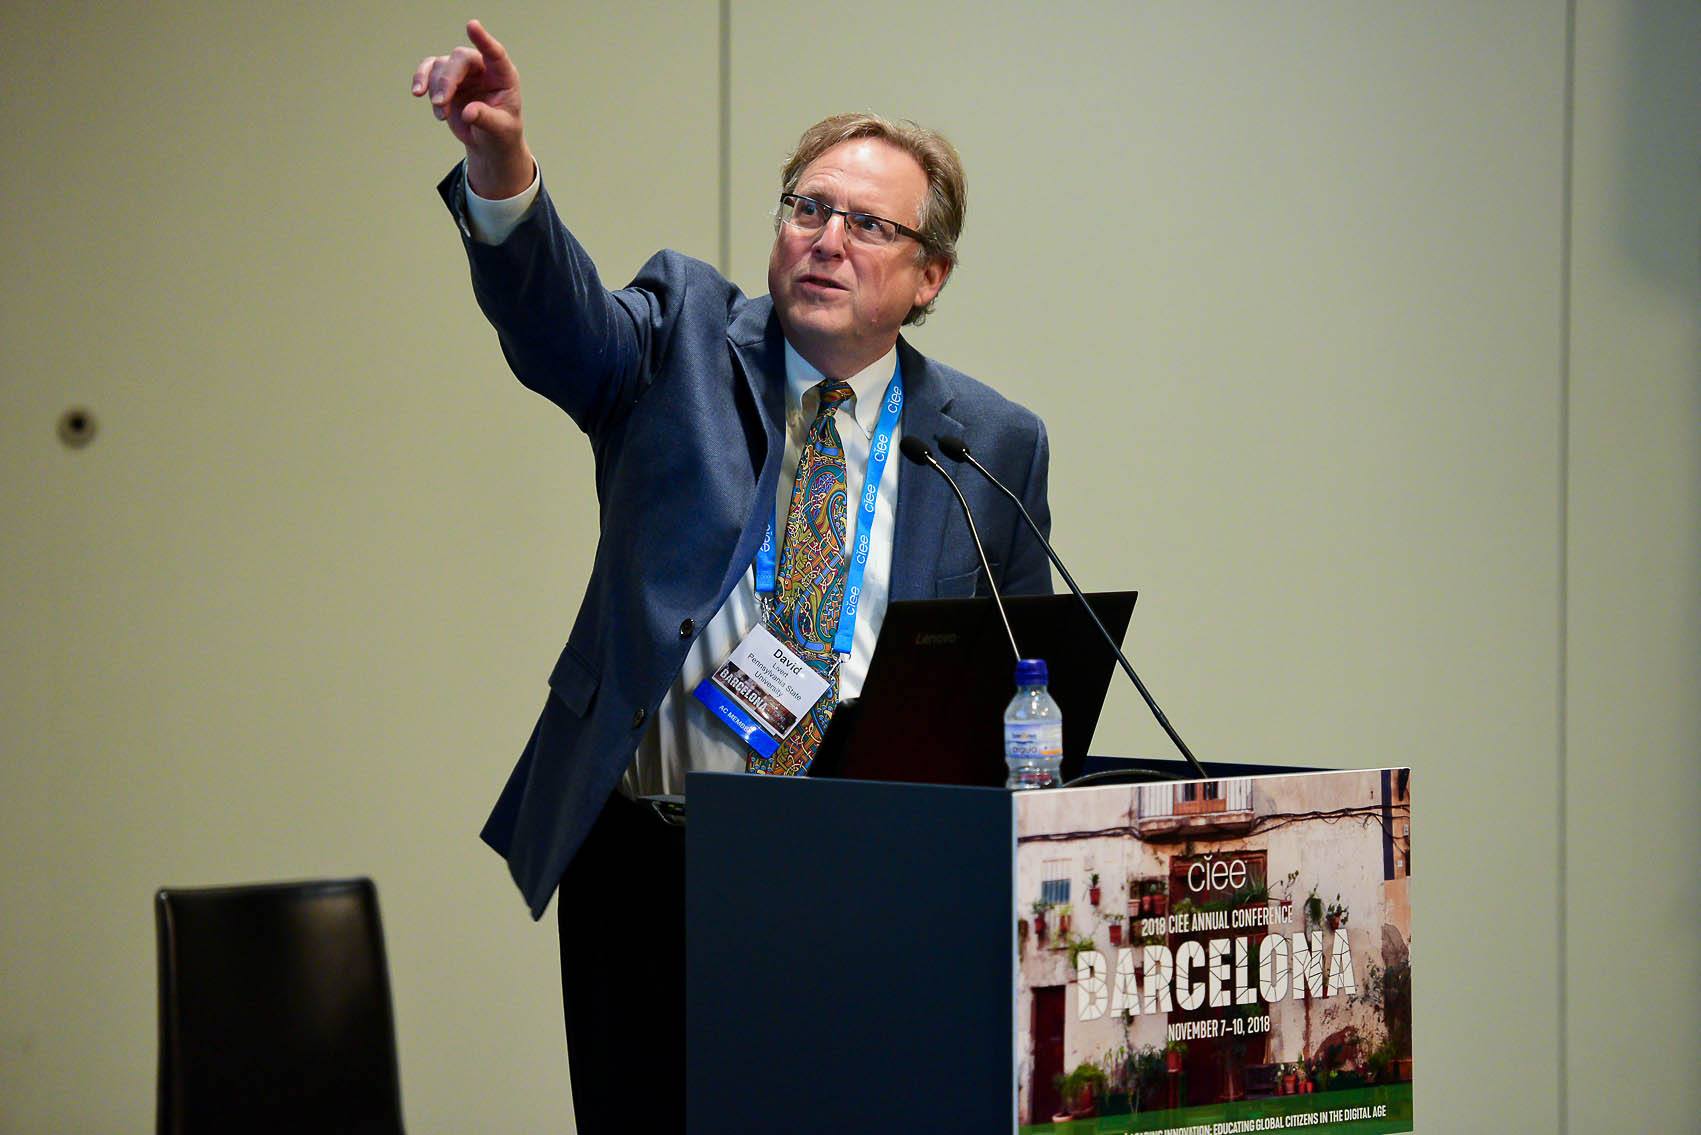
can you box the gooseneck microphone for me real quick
[936,433,1208,781]
[898,435,1022,665]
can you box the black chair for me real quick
[154,877,406,1135]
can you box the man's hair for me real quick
[779,112,966,326]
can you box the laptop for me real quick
[809,591,1137,787]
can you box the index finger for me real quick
[465,20,517,82]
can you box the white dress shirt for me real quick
[465,168,902,797]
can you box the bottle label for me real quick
[1005,723,1064,759]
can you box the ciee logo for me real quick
[886,386,903,414]
[853,531,870,566]
[1186,854,1252,894]
[872,432,890,462]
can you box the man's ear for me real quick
[914,257,951,309]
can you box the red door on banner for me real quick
[1030,984,1065,1122]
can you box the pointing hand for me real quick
[412,20,534,199]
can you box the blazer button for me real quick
[679,618,695,639]
[631,707,646,728]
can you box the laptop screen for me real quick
[810,591,1137,787]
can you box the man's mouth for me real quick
[798,274,847,292]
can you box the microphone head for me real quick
[937,434,971,462]
[898,435,934,465]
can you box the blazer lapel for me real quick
[890,338,963,602]
[724,297,789,596]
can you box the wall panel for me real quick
[0,4,719,1132]
[1565,1,1701,1130]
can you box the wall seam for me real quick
[1556,0,1577,1131]
[717,0,732,275]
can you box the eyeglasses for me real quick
[778,193,926,248]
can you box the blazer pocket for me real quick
[936,563,999,599]
[547,643,601,717]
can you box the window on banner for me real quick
[1040,859,1071,907]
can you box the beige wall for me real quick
[1565,0,1700,1129]
[0,4,718,1133]
[0,2,1693,1132]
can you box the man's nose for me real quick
[810,213,848,256]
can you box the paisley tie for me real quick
[748,380,856,776]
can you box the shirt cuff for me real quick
[463,160,542,245]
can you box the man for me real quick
[414,20,1051,1132]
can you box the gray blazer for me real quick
[441,170,1053,917]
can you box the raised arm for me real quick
[412,20,659,437]
[412,19,535,200]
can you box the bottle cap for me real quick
[1014,658,1049,685]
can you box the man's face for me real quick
[767,138,949,377]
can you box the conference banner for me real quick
[1014,768,1414,1134]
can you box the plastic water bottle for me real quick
[1004,658,1064,790]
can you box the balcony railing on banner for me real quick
[1137,779,1253,820]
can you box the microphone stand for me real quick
[937,434,1207,781]
[898,436,1022,664]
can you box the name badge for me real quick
[691,625,831,758]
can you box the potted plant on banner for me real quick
[1363,1036,1399,1085]
[1052,1061,1107,1123]
[1066,934,1100,976]
[1126,1044,1165,1115]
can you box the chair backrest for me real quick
[154,877,405,1135]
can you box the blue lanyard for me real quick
[755,362,903,656]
